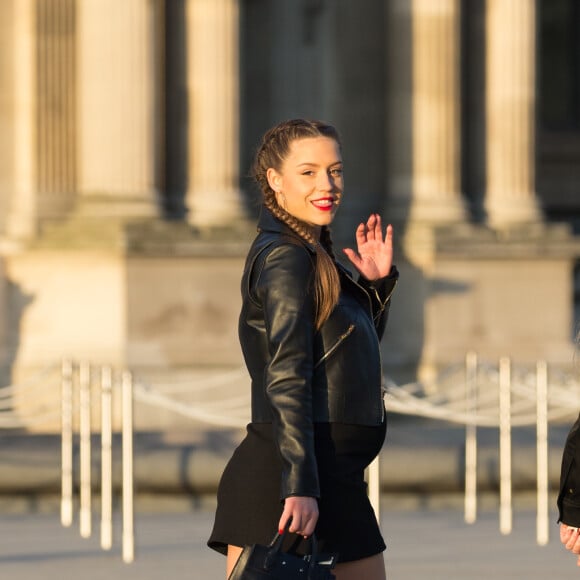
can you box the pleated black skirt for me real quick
[207,418,387,563]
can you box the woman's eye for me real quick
[330,168,343,177]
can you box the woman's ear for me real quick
[266,168,281,193]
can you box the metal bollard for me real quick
[100,366,113,551]
[498,357,512,536]
[59,362,137,562]
[122,371,135,563]
[464,351,478,525]
[60,359,74,528]
[79,362,92,539]
[536,360,549,546]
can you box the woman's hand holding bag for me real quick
[228,522,337,580]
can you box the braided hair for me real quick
[252,119,341,330]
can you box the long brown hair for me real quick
[252,119,341,330]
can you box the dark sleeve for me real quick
[255,243,320,500]
[357,265,399,339]
[558,413,580,526]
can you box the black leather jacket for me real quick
[558,413,580,526]
[238,208,399,499]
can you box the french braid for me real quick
[253,119,341,330]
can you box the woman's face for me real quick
[267,136,343,228]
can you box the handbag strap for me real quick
[265,521,320,578]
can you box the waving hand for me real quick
[343,214,394,281]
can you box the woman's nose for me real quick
[317,172,333,191]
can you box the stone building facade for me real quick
[0,1,579,422]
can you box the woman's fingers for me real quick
[372,214,383,239]
[355,221,367,246]
[365,214,377,241]
[279,496,319,538]
[342,247,362,269]
[289,506,318,536]
[565,527,580,551]
[345,215,394,280]
[300,513,318,537]
[278,509,290,535]
[561,524,574,544]
[357,214,391,246]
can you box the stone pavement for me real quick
[0,501,577,579]
[0,415,578,578]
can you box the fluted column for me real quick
[412,0,465,223]
[4,0,37,240]
[185,0,244,227]
[36,0,77,220]
[387,0,465,226]
[485,0,541,227]
[76,0,161,217]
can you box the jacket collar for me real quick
[257,206,367,298]
[257,206,318,252]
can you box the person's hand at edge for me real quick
[560,523,580,566]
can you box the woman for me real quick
[208,119,399,580]
[558,330,580,567]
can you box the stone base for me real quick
[382,222,580,385]
[0,219,254,431]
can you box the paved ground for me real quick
[0,415,577,578]
[0,501,577,579]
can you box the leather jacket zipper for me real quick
[314,324,355,370]
[371,278,398,323]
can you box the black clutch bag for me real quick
[228,524,338,580]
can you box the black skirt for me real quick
[207,418,387,563]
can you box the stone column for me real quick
[76,0,162,218]
[4,0,37,240]
[485,0,541,227]
[36,0,77,220]
[387,0,465,226]
[185,0,244,228]
[411,0,465,223]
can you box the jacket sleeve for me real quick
[558,413,580,526]
[255,243,320,500]
[357,265,399,339]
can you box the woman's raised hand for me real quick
[343,214,393,281]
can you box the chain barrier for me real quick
[1,353,579,555]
